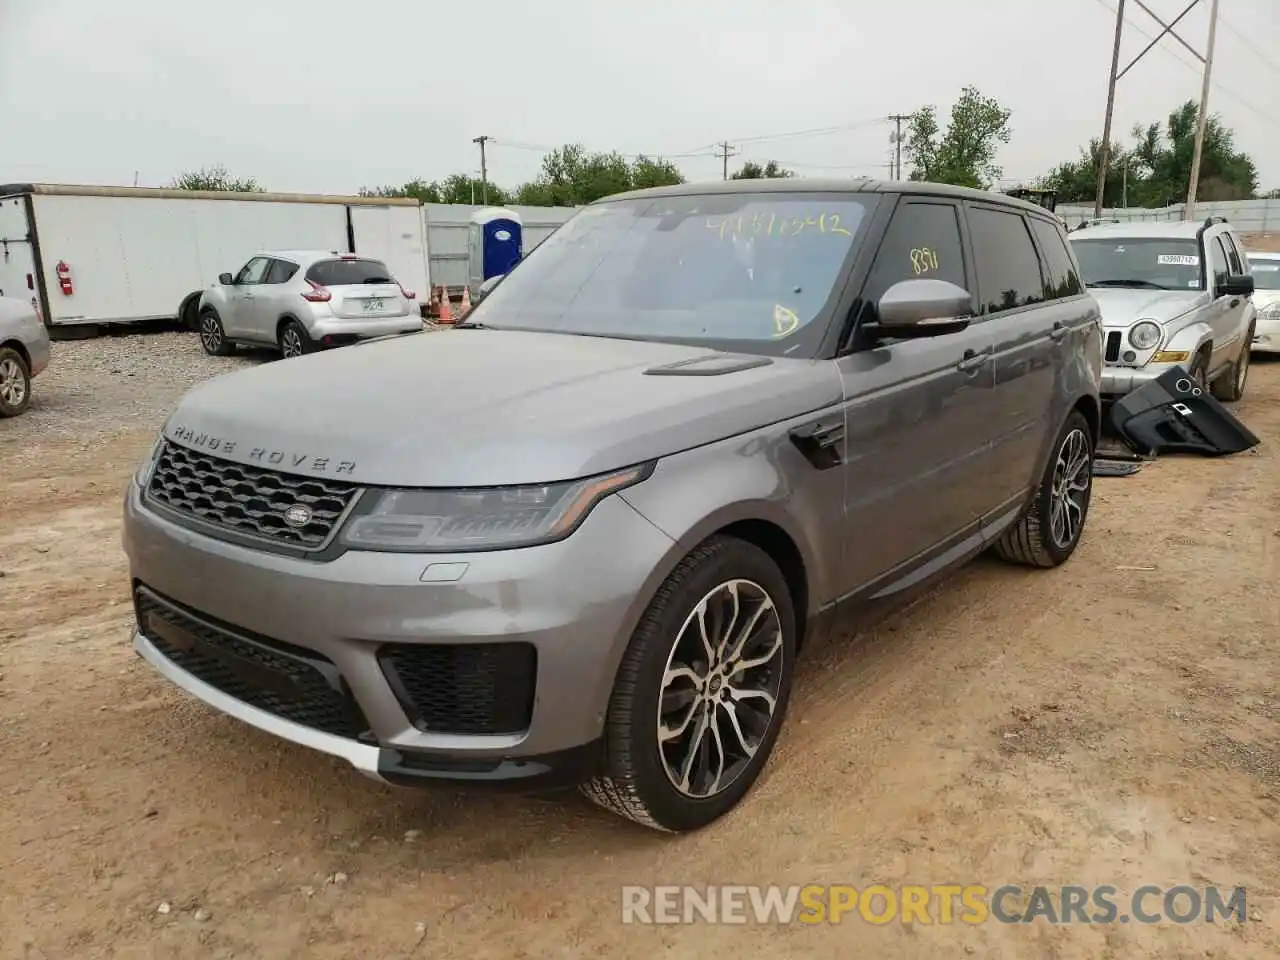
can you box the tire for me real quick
[582,535,797,832]
[278,319,314,359]
[1188,348,1210,391]
[198,309,235,357]
[994,410,1094,569]
[1211,326,1253,403]
[0,346,31,418]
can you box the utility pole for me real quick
[888,114,912,180]
[716,142,738,180]
[1185,0,1220,221]
[1095,0,1127,219]
[472,135,491,205]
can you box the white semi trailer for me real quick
[0,183,429,332]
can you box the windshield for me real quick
[1069,238,1203,291]
[472,192,876,356]
[1246,256,1280,290]
[307,259,394,285]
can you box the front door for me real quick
[833,197,996,599]
[224,256,270,337]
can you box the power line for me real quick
[1216,14,1280,72]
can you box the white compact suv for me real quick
[198,251,422,358]
[1245,250,1280,355]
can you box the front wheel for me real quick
[1211,327,1253,403]
[582,536,797,832]
[198,309,235,357]
[0,347,31,417]
[994,410,1094,568]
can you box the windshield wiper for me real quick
[1087,279,1169,290]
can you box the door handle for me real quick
[1049,321,1068,341]
[956,349,990,373]
[1230,298,1240,308]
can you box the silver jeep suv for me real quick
[1068,217,1256,401]
[124,180,1102,832]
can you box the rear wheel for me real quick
[198,309,235,357]
[1211,327,1252,402]
[582,536,796,832]
[278,319,314,359]
[994,410,1094,568]
[0,347,31,417]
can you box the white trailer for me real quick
[0,184,429,331]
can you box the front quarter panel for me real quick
[1162,316,1214,357]
[620,388,846,624]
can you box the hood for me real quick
[162,330,840,487]
[1088,287,1207,329]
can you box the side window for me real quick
[1208,236,1230,290]
[264,259,298,284]
[1028,217,1083,300]
[862,201,968,311]
[967,207,1047,315]
[1221,232,1244,275]
[235,257,270,285]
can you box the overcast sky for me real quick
[2,0,1276,197]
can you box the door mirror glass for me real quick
[218,272,234,286]
[875,278,973,336]
[1220,274,1254,298]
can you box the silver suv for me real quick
[198,251,422,358]
[125,180,1102,832]
[1068,218,1256,402]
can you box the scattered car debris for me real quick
[1110,365,1260,457]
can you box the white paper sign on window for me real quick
[1157,254,1200,265]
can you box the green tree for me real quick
[630,154,686,190]
[359,179,442,203]
[904,86,1012,188]
[169,164,263,192]
[1040,100,1259,207]
[512,143,685,206]
[730,160,795,179]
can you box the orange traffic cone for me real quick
[459,286,472,316]
[437,286,453,324]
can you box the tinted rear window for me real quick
[306,259,394,286]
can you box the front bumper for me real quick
[1101,361,1179,397]
[1253,314,1280,354]
[122,480,676,787]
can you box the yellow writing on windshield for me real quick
[910,247,940,275]
[773,303,801,337]
[707,212,852,240]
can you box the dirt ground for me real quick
[2,338,1280,959]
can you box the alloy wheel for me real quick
[1049,427,1091,549]
[0,357,26,407]
[281,328,303,358]
[656,579,785,799]
[200,315,222,353]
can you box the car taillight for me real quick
[399,283,415,300]
[302,279,331,302]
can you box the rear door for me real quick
[832,196,996,597]
[0,195,40,318]
[308,257,407,320]
[976,208,1092,514]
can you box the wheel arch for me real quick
[0,338,32,371]
[178,291,203,330]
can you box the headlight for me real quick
[134,436,164,487]
[1129,320,1162,350]
[339,462,654,553]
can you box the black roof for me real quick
[597,177,1053,215]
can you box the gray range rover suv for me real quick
[124,180,1103,832]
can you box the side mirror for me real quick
[872,278,973,338]
[1220,274,1254,298]
[475,274,504,303]
[218,272,234,286]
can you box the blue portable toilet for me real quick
[468,207,522,297]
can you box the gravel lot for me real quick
[2,329,1280,959]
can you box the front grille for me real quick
[379,642,537,735]
[135,588,371,740]
[145,441,358,549]
[1105,330,1122,362]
